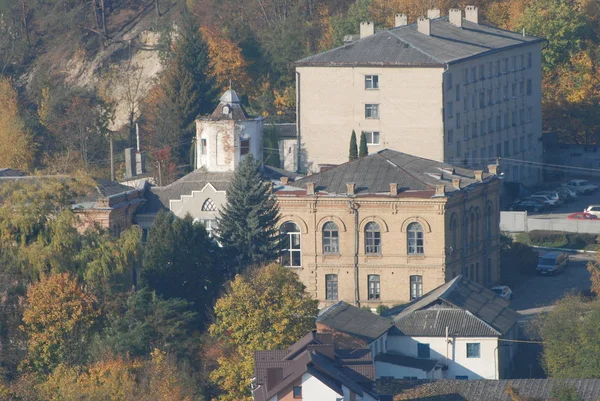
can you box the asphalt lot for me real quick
[509,251,594,314]
[525,181,600,219]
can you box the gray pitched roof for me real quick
[264,123,297,139]
[375,352,440,372]
[389,276,520,336]
[291,149,492,196]
[296,18,544,67]
[382,379,600,401]
[317,301,394,343]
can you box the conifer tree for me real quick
[359,131,368,157]
[216,155,279,273]
[349,130,358,161]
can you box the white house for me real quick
[317,275,520,381]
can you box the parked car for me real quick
[534,191,563,206]
[584,205,600,217]
[491,285,512,300]
[556,186,577,201]
[530,194,559,207]
[507,198,548,213]
[566,179,598,195]
[567,212,598,220]
[536,252,569,275]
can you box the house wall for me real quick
[387,335,499,380]
[276,179,500,307]
[376,362,428,379]
[296,66,445,172]
[274,377,302,401]
[301,373,343,400]
[168,183,227,223]
[443,42,543,186]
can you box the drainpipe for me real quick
[348,199,360,307]
[295,71,301,173]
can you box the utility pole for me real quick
[109,132,114,181]
[157,160,162,186]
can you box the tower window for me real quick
[240,139,250,155]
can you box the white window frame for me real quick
[365,104,379,119]
[365,75,379,90]
[364,131,380,146]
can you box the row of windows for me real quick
[325,274,423,301]
[447,108,533,143]
[417,342,480,359]
[448,80,533,117]
[446,52,534,89]
[280,221,425,267]
[199,138,250,156]
[454,134,534,160]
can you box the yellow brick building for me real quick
[275,149,501,309]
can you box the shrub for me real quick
[566,233,597,250]
[527,230,568,247]
[376,305,390,315]
[501,242,538,285]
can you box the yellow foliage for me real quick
[273,86,295,117]
[0,78,35,171]
[317,5,334,51]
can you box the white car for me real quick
[530,194,558,207]
[534,191,563,205]
[491,285,512,300]
[584,205,600,217]
[567,179,598,195]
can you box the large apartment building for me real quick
[295,7,545,185]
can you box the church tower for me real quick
[195,90,263,172]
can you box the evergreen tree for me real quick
[141,210,221,327]
[359,131,368,157]
[349,130,358,161]
[217,155,280,273]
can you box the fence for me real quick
[500,211,600,234]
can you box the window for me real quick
[504,113,509,129]
[410,275,423,300]
[471,122,477,138]
[496,115,501,131]
[293,386,302,398]
[488,61,493,77]
[487,89,493,105]
[488,118,493,133]
[471,94,476,110]
[446,73,453,90]
[527,107,533,122]
[446,101,454,119]
[519,81,524,96]
[407,222,424,255]
[463,94,469,111]
[463,126,468,140]
[456,140,461,157]
[520,54,525,69]
[364,131,380,145]
[240,139,250,155]
[480,147,486,161]
[202,198,217,211]
[479,65,485,80]
[447,129,454,144]
[503,58,508,73]
[527,52,532,68]
[512,111,517,126]
[322,222,339,254]
[511,82,517,98]
[520,136,525,153]
[471,67,477,82]
[496,60,501,76]
[365,222,381,254]
[481,120,486,136]
[479,91,485,109]
[486,205,493,239]
[512,56,517,71]
[365,75,379,89]
[456,113,461,129]
[466,343,481,358]
[368,275,380,300]
[463,68,469,83]
[455,85,461,101]
[495,87,501,103]
[496,143,501,157]
[513,138,518,153]
[417,342,429,358]
[201,138,207,155]
[365,104,379,119]
[451,216,458,251]
[280,222,301,267]
[527,79,532,95]
[464,215,470,248]
[503,84,509,100]
[504,141,510,156]
[326,274,338,300]
[520,109,525,125]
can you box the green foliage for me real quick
[216,155,280,273]
[209,264,318,401]
[349,130,358,161]
[550,383,582,401]
[376,304,389,315]
[141,210,222,326]
[517,231,598,250]
[517,0,588,72]
[331,0,373,46]
[359,131,368,157]
[263,124,281,167]
[527,230,568,247]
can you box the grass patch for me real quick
[515,231,599,250]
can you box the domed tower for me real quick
[195,90,263,172]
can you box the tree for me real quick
[209,264,318,401]
[359,131,368,157]
[349,130,358,161]
[216,155,280,273]
[588,251,600,296]
[20,273,100,374]
[332,0,372,46]
[0,78,35,171]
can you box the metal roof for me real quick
[317,301,394,343]
[296,18,544,67]
[290,149,492,196]
[394,309,501,337]
[264,123,297,139]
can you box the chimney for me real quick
[488,164,499,176]
[465,5,478,24]
[427,9,440,19]
[435,184,446,196]
[280,176,289,185]
[135,151,145,176]
[394,13,408,27]
[390,183,398,195]
[474,170,484,182]
[346,182,356,195]
[266,368,283,390]
[417,17,431,35]
[360,21,374,39]
[449,9,462,27]
[306,182,315,195]
[124,148,135,178]
[452,178,461,190]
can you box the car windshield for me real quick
[539,257,556,265]
[492,288,503,295]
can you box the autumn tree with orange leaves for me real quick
[0,78,35,171]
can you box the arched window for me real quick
[322,222,339,254]
[365,222,381,254]
[486,204,493,239]
[407,222,424,255]
[469,212,475,246]
[464,215,469,248]
[450,215,458,252]
[202,198,217,212]
[280,222,301,267]
[475,209,480,242]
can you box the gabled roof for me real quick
[388,276,520,336]
[288,149,493,196]
[317,301,394,343]
[296,17,544,67]
[382,379,600,401]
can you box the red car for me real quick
[567,212,598,220]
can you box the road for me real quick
[510,251,594,315]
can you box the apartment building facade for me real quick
[295,7,545,185]
[275,150,501,309]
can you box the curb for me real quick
[531,245,598,255]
